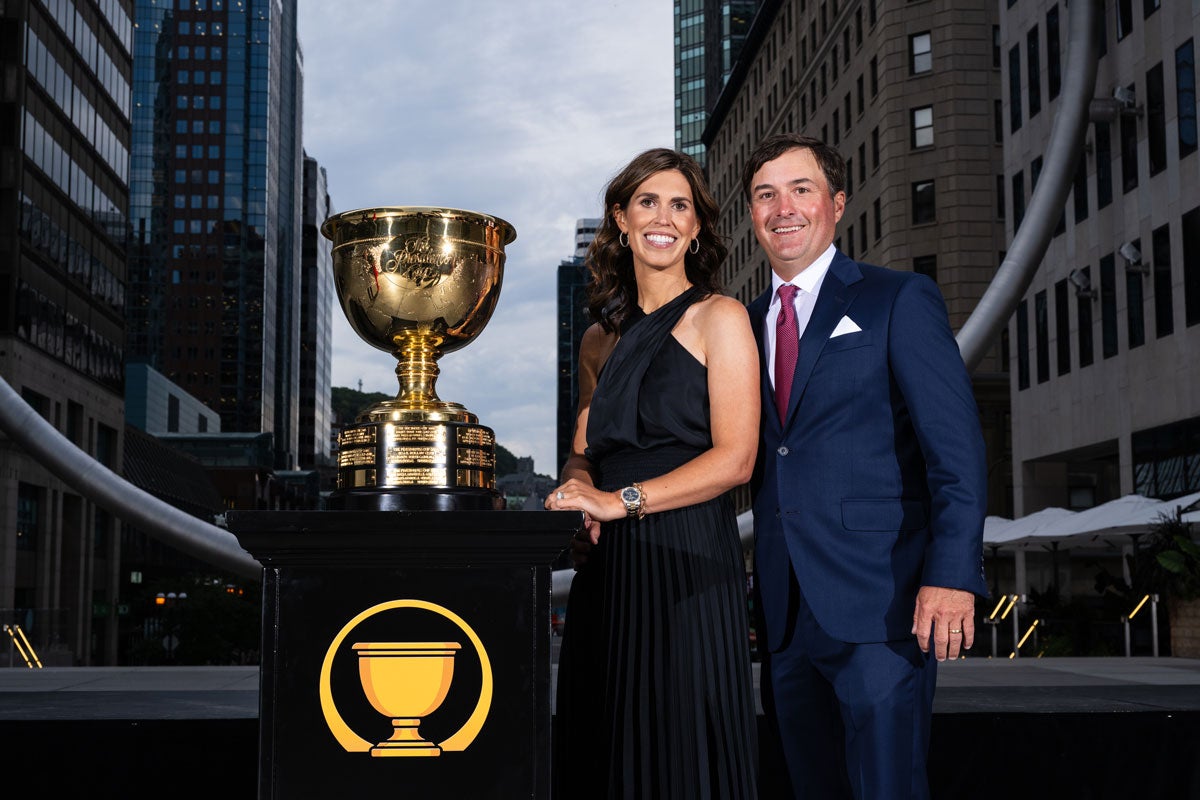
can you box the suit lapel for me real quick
[782,253,863,428]
[747,290,781,436]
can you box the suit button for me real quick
[777,446,789,456]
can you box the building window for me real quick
[1133,417,1200,499]
[1095,121,1113,208]
[994,99,1004,143]
[1027,25,1041,117]
[1078,266,1095,368]
[1177,40,1197,159]
[1016,300,1030,391]
[1117,0,1134,41]
[1073,157,1089,224]
[911,181,935,224]
[1144,0,1160,18]
[846,157,853,196]
[859,212,868,254]
[913,255,937,283]
[993,25,1001,69]
[1009,44,1022,133]
[911,106,933,148]
[1047,5,1062,100]
[1146,63,1167,176]
[870,56,878,96]
[1055,279,1071,375]
[833,110,840,144]
[1127,256,1146,350]
[873,197,882,240]
[1035,290,1049,384]
[1183,206,1200,326]
[871,126,880,169]
[17,482,42,552]
[910,32,932,75]
[1120,83,1139,192]
[168,394,180,432]
[997,175,1006,220]
[1152,223,1174,338]
[847,224,855,260]
[858,144,866,185]
[1100,253,1118,358]
[1012,170,1025,230]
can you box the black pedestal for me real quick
[227,510,579,800]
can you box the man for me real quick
[745,133,988,798]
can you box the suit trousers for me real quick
[766,569,937,800]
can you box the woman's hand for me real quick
[545,478,627,523]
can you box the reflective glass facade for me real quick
[127,0,302,468]
[299,155,333,472]
[674,0,761,165]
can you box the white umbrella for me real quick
[1031,493,1186,547]
[984,506,1077,548]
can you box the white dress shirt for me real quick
[765,244,837,391]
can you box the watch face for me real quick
[620,486,641,504]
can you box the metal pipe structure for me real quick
[955,1,1099,371]
[0,4,1101,603]
[0,374,261,580]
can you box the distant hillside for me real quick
[331,387,519,477]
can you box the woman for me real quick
[546,148,760,798]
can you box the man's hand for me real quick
[912,586,976,661]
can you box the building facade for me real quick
[1002,1,1200,514]
[299,154,333,475]
[125,362,221,434]
[702,0,1013,517]
[0,0,134,665]
[126,0,304,470]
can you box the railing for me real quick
[3,624,42,669]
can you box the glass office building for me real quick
[1,0,135,665]
[126,0,303,469]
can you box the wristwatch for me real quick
[618,483,646,519]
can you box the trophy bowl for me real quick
[321,207,517,511]
[352,641,462,757]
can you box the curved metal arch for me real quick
[956,2,1099,370]
[0,374,260,580]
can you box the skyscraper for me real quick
[299,153,333,474]
[555,218,599,474]
[1,0,135,665]
[126,0,303,469]
[675,0,762,166]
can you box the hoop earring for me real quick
[619,232,629,248]
[689,239,700,255]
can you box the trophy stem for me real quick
[370,717,442,757]
[393,331,444,407]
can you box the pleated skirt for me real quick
[554,494,758,799]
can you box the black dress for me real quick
[554,288,758,799]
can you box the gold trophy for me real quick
[321,207,516,510]
[352,641,461,757]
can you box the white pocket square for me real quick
[830,315,862,338]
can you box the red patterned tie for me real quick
[774,284,799,423]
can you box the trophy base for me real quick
[327,488,503,512]
[332,417,501,510]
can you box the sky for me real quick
[297,2,676,477]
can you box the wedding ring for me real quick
[949,628,962,634]
[556,491,564,500]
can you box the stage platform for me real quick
[1,658,1198,798]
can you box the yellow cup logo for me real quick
[319,599,493,757]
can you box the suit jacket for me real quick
[749,251,988,649]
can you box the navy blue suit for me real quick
[748,251,987,798]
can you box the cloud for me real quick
[300,1,673,475]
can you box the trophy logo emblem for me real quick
[319,599,493,757]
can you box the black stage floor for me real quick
[2,659,1198,798]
